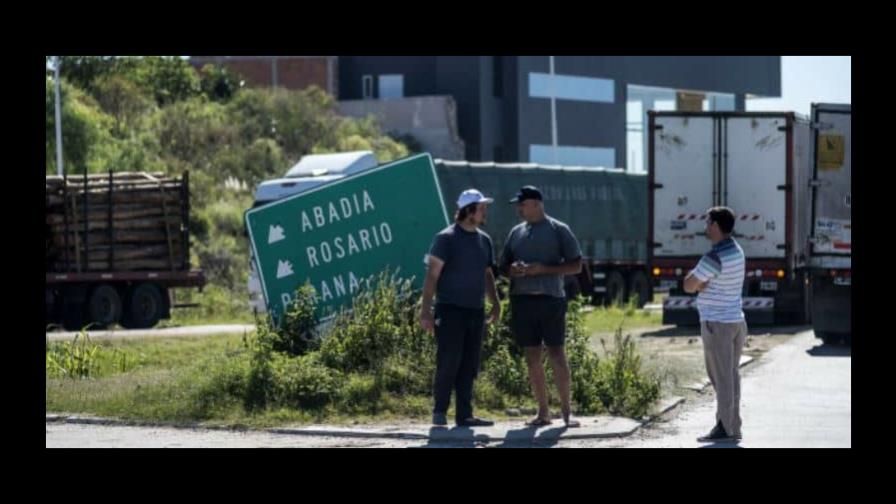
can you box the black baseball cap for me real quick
[509,186,543,203]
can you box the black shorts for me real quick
[510,295,568,348]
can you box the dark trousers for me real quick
[432,303,485,423]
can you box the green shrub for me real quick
[273,284,321,356]
[270,353,341,410]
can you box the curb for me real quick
[47,413,645,442]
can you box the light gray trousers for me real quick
[701,320,748,437]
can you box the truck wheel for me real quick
[627,271,650,308]
[122,283,164,329]
[606,271,626,306]
[87,284,122,329]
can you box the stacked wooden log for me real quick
[46,172,188,272]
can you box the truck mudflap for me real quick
[663,296,775,326]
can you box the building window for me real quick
[362,75,373,99]
[529,145,615,167]
[493,57,503,98]
[706,93,735,111]
[378,74,404,99]
[529,72,615,103]
[493,145,503,162]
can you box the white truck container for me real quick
[808,103,851,343]
[648,111,813,325]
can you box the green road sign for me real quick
[245,153,450,323]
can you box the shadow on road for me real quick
[699,440,744,449]
[409,426,490,448]
[489,425,567,448]
[806,343,851,358]
[409,424,570,448]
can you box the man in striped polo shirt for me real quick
[684,206,747,443]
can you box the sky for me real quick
[746,56,851,116]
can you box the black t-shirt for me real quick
[428,223,495,309]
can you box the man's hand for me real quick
[420,309,435,333]
[511,261,547,277]
[487,303,501,325]
[525,263,545,276]
[510,261,528,277]
[683,271,709,294]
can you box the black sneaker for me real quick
[697,421,735,442]
[457,417,495,427]
[432,412,448,426]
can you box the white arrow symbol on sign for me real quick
[268,224,286,244]
[276,260,294,279]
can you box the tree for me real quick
[125,57,201,106]
[93,74,154,137]
[56,56,119,94]
[154,98,236,168]
[46,77,114,174]
[199,64,244,103]
[57,56,202,107]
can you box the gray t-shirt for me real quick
[500,215,582,298]
[428,223,495,309]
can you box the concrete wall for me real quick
[336,96,465,160]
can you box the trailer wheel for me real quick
[87,284,122,329]
[606,271,626,306]
[122,283,164,329]
[627,271,650,308]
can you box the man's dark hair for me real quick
[455,203,478,222]
[708,206,736,234]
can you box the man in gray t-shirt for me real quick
[499,186,583,428]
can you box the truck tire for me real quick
[121,283,164,329]
[87,284,122,329]
[627,271,650,308]
[606,271,626,306]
